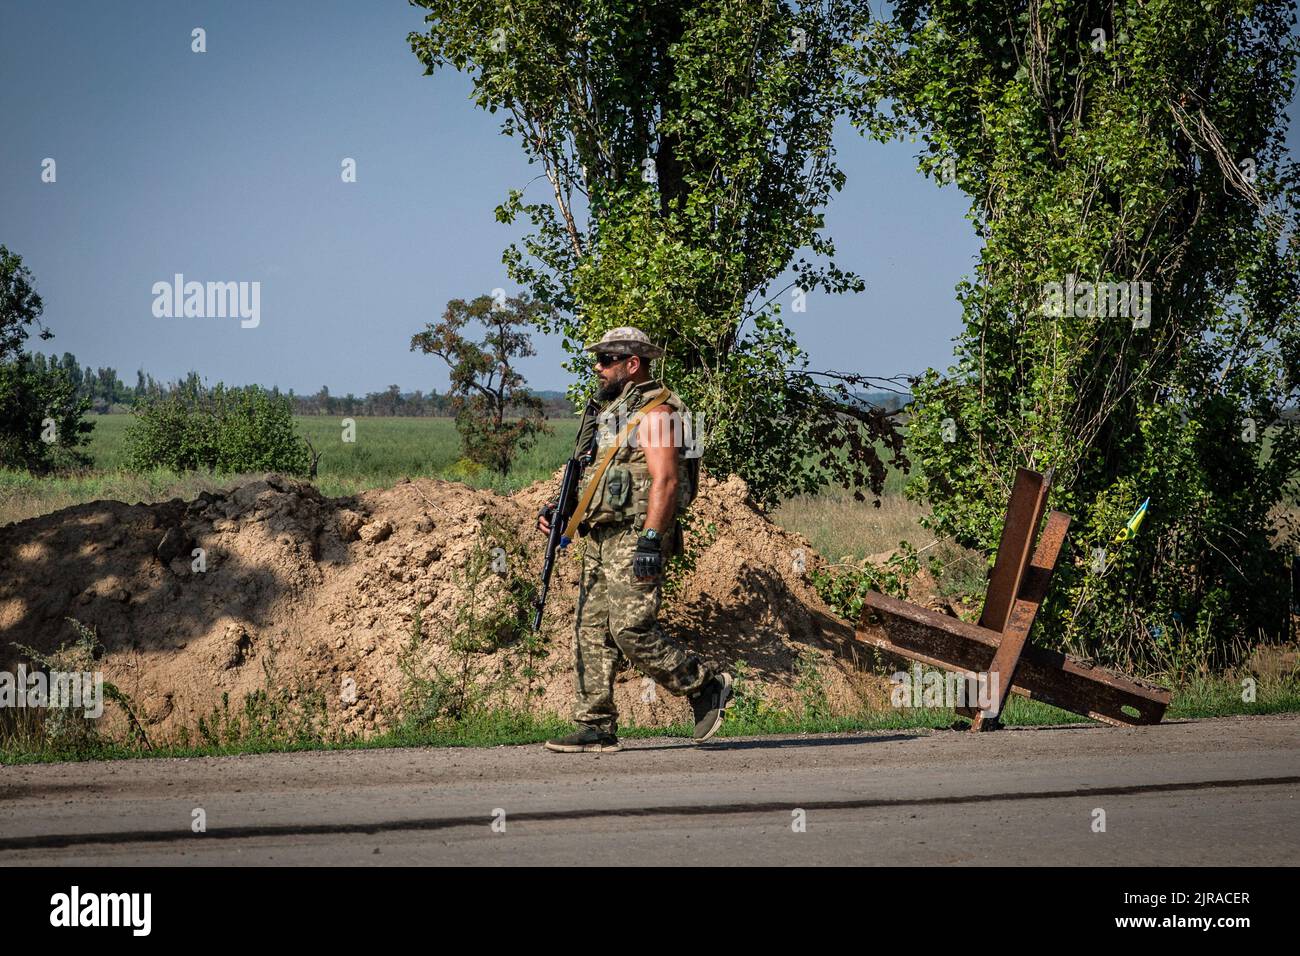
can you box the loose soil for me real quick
[0,471,911,741]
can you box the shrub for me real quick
[125,382,310,475]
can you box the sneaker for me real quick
[690,672,733,741]
[543,726,622,753]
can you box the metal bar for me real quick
[856,591,1171,726]
[980,467,1050,633]
[971,510,1071,731]
[954,468,1049,718]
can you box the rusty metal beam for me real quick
[971,510,1071,731]
[955,467,1050,718]
[980,467,1051,634]
[856,591,1170,727]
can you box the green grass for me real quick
[5,674,1296,764]
[85,412,579,489]
[0,710,580,764]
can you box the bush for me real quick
[125,383,310,475]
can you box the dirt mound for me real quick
[0,471,888,740]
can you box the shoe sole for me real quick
[543,740,622,753]
[693,672,733,743]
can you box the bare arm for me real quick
[639,407,678,535]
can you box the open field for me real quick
[0,414,582,527]
[87,412,582,490]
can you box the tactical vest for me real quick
[575,378,698,531]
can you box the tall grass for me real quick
[773,491,930,563]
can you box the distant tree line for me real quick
[292,384,574,420]
[26,353,135,412]
[31,353,576,418]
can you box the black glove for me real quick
[632,534,663,579]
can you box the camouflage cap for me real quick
[583,326,665,359]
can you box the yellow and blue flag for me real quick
[1113,498,1149,544]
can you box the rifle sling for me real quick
[563,390,671,541]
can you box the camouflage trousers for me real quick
[572,519,709,735]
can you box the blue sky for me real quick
[2,1,1296,395]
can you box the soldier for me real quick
[536,327,732,753]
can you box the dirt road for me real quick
[2,714,1296,865]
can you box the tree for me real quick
[410,293,551,475]
[0,244,50,359]
[0,245,92,471]
[854,0,1300,666]
[408,0,907,507]
[313,385,334,415]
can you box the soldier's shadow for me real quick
[627,732,921,752]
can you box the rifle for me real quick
[532,398,600,631]
[532,455,582,631]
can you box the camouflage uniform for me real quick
[570,377,709,735]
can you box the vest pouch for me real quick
[604,467,632,510]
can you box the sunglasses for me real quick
[594,352,631,367]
